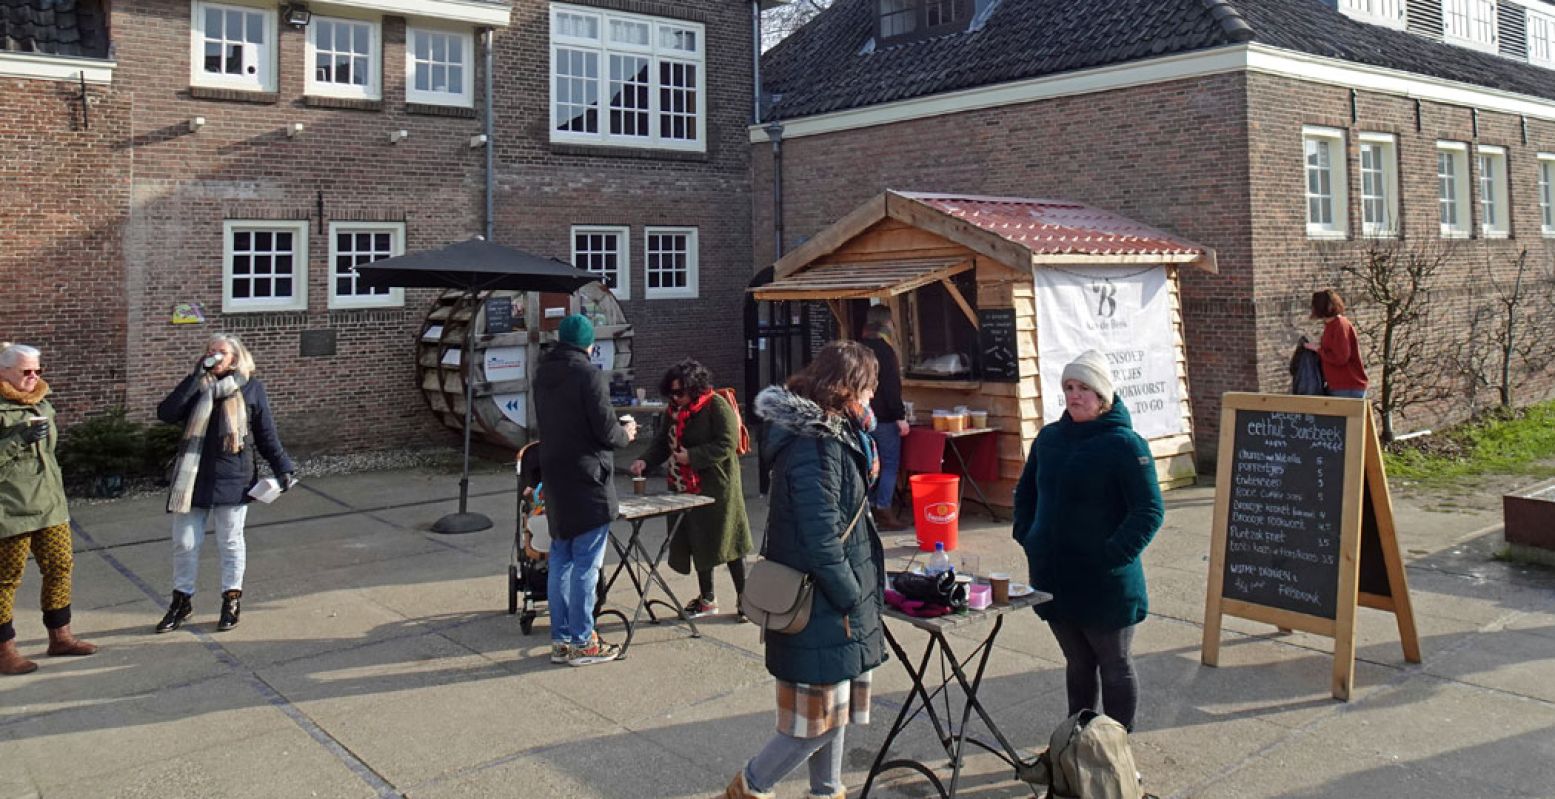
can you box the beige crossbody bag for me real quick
[739,499,868,635]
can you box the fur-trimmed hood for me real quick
[755,385,860,463]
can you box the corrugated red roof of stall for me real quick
[903,193,1207,259]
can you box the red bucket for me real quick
[909,473,960,552]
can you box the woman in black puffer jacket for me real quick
[725,341,886,799]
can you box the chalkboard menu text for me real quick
[977,308,1019,382]
[485,296,514,334]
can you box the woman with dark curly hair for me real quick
[629,358,752,619]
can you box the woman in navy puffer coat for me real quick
[1013,350,1163,732]
[725,341,886,799]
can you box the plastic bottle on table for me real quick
[926,542,953,577]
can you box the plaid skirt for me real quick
[774,669,874,739]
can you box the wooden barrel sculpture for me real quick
[415,282,634,450]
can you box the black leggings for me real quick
[696,558,747,601]
[1047,619,1139,731]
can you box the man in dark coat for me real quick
[532,314,636,666]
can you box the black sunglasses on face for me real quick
[668,388,686,398]
[20,368,42,377]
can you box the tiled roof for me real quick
[1,0,108,58]
[762,0,1555,121]
[903,192,1210,261]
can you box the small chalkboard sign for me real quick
[1202,393,1419,701]
[485,296,514,334]
[977,308,1019,383]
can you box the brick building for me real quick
[755,0,1555,464]
[2,0,758,452]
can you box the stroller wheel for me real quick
[508,565,519,615]
[520,610,536,635]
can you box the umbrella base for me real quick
[431,511,493,535]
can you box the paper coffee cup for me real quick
[632,476,647,495]
[989,572,1011,605]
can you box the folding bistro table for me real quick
[863,587,1052,798]
[594,492,716,657]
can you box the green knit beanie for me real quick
[558,314,595,348]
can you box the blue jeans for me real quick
[869,424,903,509]
[744,726,844,795]
[171,505,249,595]
[547,522,611,646]
[1328,388,1367,399]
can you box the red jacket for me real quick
[1318,315,1368,391]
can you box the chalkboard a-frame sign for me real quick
[1201,393,1420,701]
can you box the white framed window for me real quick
[327,222,404,309]
[223,221,308,312]
[643,227,698,299]
[1530,9,1555,66]
[571,226,630,299]
[406,26,474,107]
[1539,154,1555,235]
[1443,0,1497,52]
[1358,133,1399,237]
[550,3,706,152]
[1303,126,1348,239]
[1339,0,1404,29]
[1437,141,1471,238]
[190,2,276,92]
[1477,145,1510,238]
[306,16,380,100]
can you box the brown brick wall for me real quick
[3,0,753,454]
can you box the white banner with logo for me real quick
[1034,266,1184,439]
[483,347,527,382]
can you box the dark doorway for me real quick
[744,266,814,492]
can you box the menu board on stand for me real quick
[1201,392,1420,701]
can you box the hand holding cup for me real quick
[23,416,49,444]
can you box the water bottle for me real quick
[926,542,953,577]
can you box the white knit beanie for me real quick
[1061,349,1115,403]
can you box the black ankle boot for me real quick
[155,590,192,633]
[217,590,242,632]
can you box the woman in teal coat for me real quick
[723,341,886,799]
[1012,350,1163,731]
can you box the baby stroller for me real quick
[508,441,548,634]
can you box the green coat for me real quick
[0,391,69,539]
[642,393,753,574]
[1011,398,1163,630]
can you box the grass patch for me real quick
[1385,401,1555,484]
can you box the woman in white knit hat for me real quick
[1010,349,1163,732]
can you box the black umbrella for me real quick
[358,237,600,534]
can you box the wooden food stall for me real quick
[751,191,1216,506]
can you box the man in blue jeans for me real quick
[533,315,636,666]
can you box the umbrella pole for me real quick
[433,294,494,534]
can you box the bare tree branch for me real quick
[763,0,834,52]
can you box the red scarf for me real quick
[667,390,714,495]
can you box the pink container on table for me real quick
[967,583,992,610]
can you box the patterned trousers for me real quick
[0,522,75,642]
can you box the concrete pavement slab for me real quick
[402,733,724,799]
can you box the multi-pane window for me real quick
[877,0,973,42]
[880,0,917,37]
[1339,0,1403,27]
[1437,142,1471,237]
[1477,146,1510,237]
[1530,11,1555,66]
[644,227,698,299]
[223,221,307,312]
[328,222,403,309]
[307,17,378,99]
[1540,156,1555,235]
[1304,127,1347,237]
[572,226,630,299]
[191,2,274,91]
[1359,133,1398,237]
[407,27,473,107]
[1443,0,1496,51]
[550,3,705,151]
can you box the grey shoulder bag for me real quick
[739,499,868,635]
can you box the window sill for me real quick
[549,141,709,163]
[1440,230,1471,239]
[406,102,477,118]
[1305,230,1349,241]
[190,85,279,104]
[1481,230,1511,239]
[644,292,699,300]
[304,95,383,111]
[902,378,982,390]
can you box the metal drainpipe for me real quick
[751,0,762,124]
[766,121,784,260]
[484,27,496,240]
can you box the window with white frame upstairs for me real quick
[191,2,276,92]
[1339,0,1404,29]
[1438,142,1471,238]
[1443,0,1497,52]
[307,16,380,100]
[1477,145,1510,238]
[1304,126,1348,239]
[1539,155,1555,235]
[1359,133,1399,238]
[1529,8,1555,67]
[407,26,474,107]
[877,0,975,46]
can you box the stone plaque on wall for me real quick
[299,329,338,358]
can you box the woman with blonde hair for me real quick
[0,342,96,674]
[154,334,294,633]
[726,340,885,799]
